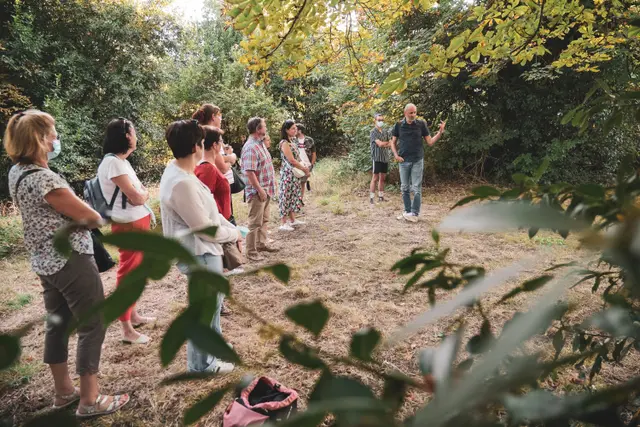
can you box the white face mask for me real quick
[376,120,384,128]
[47,138,61,161]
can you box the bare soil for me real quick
[1,163,638,426]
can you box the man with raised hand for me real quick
[390,103,446,222]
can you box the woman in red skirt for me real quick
[97,118,155,344]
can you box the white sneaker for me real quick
[398,212,409,221]
[279,223,295,231]
[291,219,306,226]
[403,212,419,223]
[212,361,235,374]
[224,267,245,276]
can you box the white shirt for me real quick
[219,140,235,184]
[159,160,237,257]
[297,138,311,167]
[97,155,150,223]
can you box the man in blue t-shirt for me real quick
[390,103,446,222]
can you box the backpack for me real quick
[84,153,127,219]
[223,377,298,427]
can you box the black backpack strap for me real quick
[14,169,44,208]
[102,153,127,211]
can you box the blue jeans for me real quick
[399,159,424,215]
[178,253,224,373]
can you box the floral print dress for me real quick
[278,139,303,218]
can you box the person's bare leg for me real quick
[370,174,376,194]
[130,308,154,326]
[301,184,306,199]
[289,212,296,223]
[79,373,100,405]
[120,319,142,342]
[50,362,75,405]
[379,173,386,193]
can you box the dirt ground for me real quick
[1,161,638,426]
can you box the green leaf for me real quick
[546,261,578,271]
[160,307,197,366]
[184,385,232,425]
[403,261,441,292]
[528,227,539,238]
[440,202,588,234]
[186,323,241,364]
[552,329,565,359]
[522,275,554,292]
[189,268,231,298]
[161,371,223,385]
[52,225,74,258]
[101,262,148,325]
[503,390,565,424]
[583,307,636,338]
[382,376,407,414]
[561,108,577,125]
[431,229,440,245]
[576,183,605,199]
[451,195,479,209]
[500,188,522,199]
[589,355,603,383]
[265,263,291,284]
[0,335,21,370]
[471,185,501,197]
[102,231,196,264]
[602,110,622,135]
[192,226,218,239]
[24,412,80,427]
[310,371,376,403]
[285,300,329,337]
[279,335,325,369]
[512,173,528,185]
[350,327,381,361]
[533,157,550,181]
[447,35,466,55]
[466,320,493,354]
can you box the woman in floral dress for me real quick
[278,120,310,231]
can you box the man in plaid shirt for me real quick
[241,117,278,261]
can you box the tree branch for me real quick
[263,0,309,60]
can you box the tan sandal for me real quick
[52,387,80,409]
[76,393,130,418]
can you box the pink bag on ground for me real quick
[223,377,299,427]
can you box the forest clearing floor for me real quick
[1,159,639,426]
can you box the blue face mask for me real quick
[47,138,61,161]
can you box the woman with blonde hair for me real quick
[4,110,129,417]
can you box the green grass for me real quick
[0,361,42,390]
[532,235,567,246]
[0,215,24,260]
[6,293,32,310]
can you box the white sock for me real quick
[370,192,375,199]
[378,191,384,197]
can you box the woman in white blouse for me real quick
[159,119,240,374]
[97,118,155,345]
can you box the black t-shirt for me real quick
[391,119,431,163]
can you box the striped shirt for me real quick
[370,127,391,163]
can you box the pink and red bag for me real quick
[223,377,299,427]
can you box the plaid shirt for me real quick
[241,135,276,201]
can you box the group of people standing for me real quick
[2,104,318,418]
[369,103,446,221]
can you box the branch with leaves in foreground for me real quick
[2,163,640,425]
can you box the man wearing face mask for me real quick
[369,113,391,204]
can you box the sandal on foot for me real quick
[122,334,150,345]
[76,393,130,418]
[53,387,80,409]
